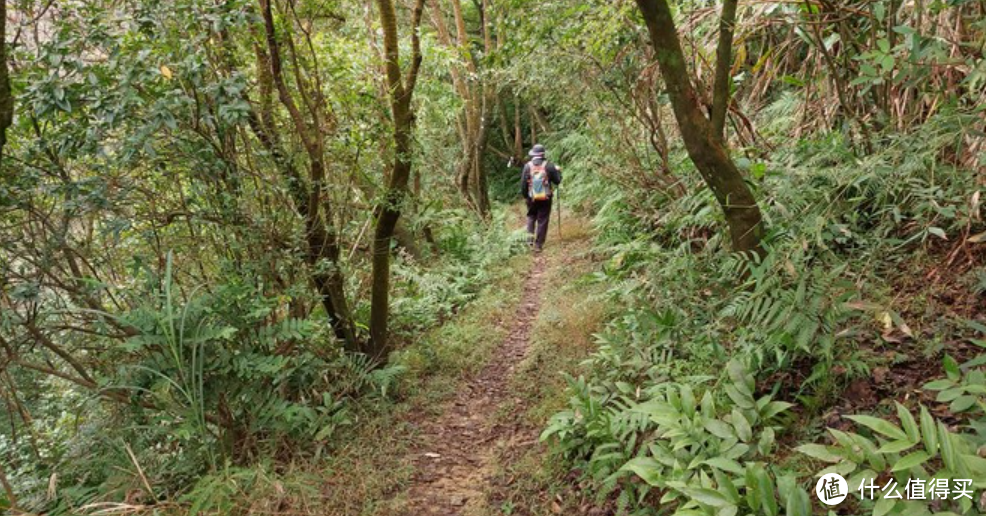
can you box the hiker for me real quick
[520,144,562,252]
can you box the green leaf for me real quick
[845,415,908,441]
[943,355,960,380]
[827,429,865,463]
[704,457,745,475]
[681,384,696,416]
[732,408,753,442]
[796,444,843,463]
[723,443,750,460]
[761,401,793,420]
[892,451,931,471]
[701,391,716,417]
[745,466,761,512]
[704,419,736,439]
[960,453,986,481]
[621,457,664,486]
[681,487,730,507]
[751,464,778,516]
[895,402,920,443]
[873,496,897,516]
[727,360,754,396]
[852,433,886,471]
[923,379,954,390]
[881,53,895,69]
[848,468,878,492]
[877,439,916,454]
[759,427,776,455]
[949,395,977,413]
[938,422,958,472]
[919,406,938,453]
[936,388,964,403]
[672,510,704,516]
[817,461,858,477]
[712,468,741,503]
[725,384,755,409]
[784,488,810,516]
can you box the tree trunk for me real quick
[635,0,765,254]
[471,0,493,217]
[0,460,16,511]
[0,0,13,160]
[394,219,423,260]
[259,0,358,348]
[513,95,523,159]
[429,0,492,217]
[0,2,14,159]
[711,0,738,140]
[368,0,424,360]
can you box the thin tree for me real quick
[259,0,358,348]
[710,0,737,140]
[0,5,21,502]
[367,0,426,359]
[428,0,492,217]
[0,0,12,159]
[635,0,765,253]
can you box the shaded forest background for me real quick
[1,0,985,514]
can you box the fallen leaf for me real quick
[845,300,883,312]
[873,367,889,384]
[899,322,913,338]
[160,65,173,79]
[968,231,986,243]
[881,331,905,344]
[879,311,893,330]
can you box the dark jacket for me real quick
[520,158,562,200]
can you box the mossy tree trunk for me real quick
[635,0,765,254]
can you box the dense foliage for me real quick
[1,0,984,514]
[526,1,986,513]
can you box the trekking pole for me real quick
[556,185,562,240]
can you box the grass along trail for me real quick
[393,207,599,516]
[401,253,547,515]
[316,206,601,516]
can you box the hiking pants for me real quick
[526,199,552,249]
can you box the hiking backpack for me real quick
[528,162,551,201]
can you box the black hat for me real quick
[528,144,546,157]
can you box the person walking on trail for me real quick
[521,144,562,252]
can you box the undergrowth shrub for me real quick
[542,109,986,515]
[389,207,527,336]
[2,202,526,515]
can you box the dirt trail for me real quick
[401,253,548,515]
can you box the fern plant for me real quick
[615,361,798,515]
[797,401,986,515]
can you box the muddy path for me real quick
[400,253,549,515]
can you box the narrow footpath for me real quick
[401,253,548,515]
